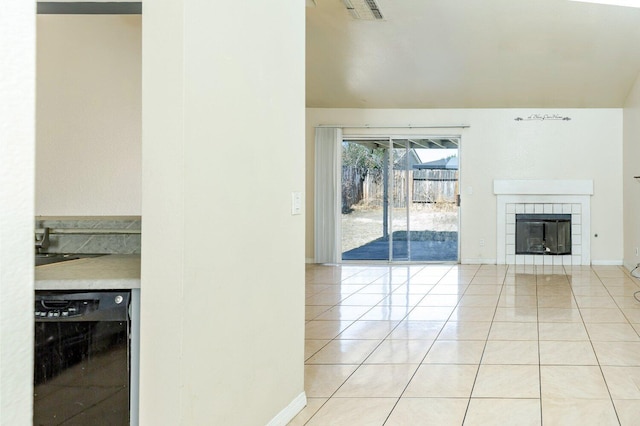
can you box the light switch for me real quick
[291,192,302,215]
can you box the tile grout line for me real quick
[302,263,639,425]
[459,265,508,425]
[380,263,477,425]
[303,265,386,425]
[302,265,394,424]
[303,264,457,425]
[301,264,507,425]
[588,267,623,426]
[538,265,544,425]
[304,265,394,360]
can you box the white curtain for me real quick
[314,127,342,263]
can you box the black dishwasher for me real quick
[34,290,131,426]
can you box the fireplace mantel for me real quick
[494,180,593,266]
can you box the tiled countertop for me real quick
[35,254,141,290]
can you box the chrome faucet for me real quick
[35,227,50,253]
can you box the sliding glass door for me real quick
[341,137,459,262]
[340,138,389,260]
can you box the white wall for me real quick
[0,0,35,424]
[141,1,305,425]
[306,108,623,264]
[623,74,640,270]
[36,15,141,216]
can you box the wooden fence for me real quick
[342,166,458,211]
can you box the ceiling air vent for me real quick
[342,0,384,20]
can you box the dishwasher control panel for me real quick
[34,299,97,319]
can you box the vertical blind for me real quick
[314,127,342,263]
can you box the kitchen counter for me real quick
[35,254,140,290]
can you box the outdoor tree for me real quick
[341,142,386,213]
[342,142,385,170]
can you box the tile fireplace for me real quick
[494,180,593,266]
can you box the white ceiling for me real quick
[306,0,640,108]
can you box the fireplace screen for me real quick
[515,214,571,255]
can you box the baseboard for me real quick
[591,260,623,266]
[461,258,497,265]
[266,392,307,426]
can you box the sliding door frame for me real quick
[340,133,462,264]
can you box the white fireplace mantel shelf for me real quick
[494,180,593,266]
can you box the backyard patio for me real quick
[341,205,458,261]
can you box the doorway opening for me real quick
[340,136,459,262]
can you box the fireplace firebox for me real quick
[515,214,571,255]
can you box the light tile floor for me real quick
[289,263,640,425]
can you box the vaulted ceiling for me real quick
[306,0,640,108]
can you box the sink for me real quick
[35,254,104,267]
